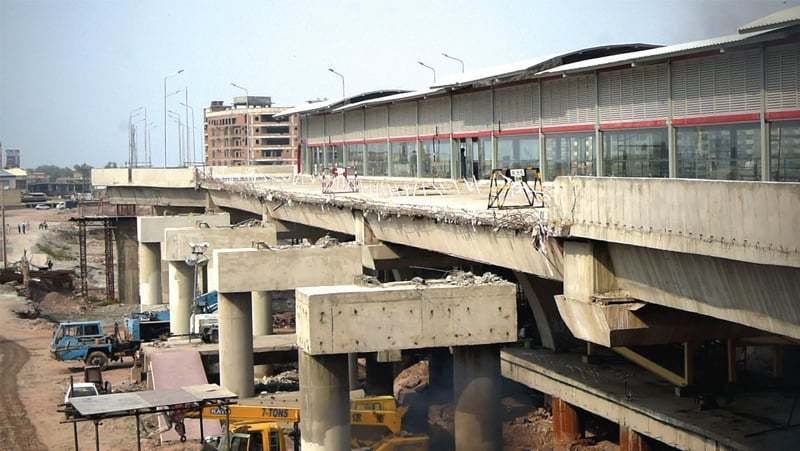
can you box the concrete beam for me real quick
[296,280,517,355]
[136,213,230,244]
[209,244,362,293]
[161,224,277,261]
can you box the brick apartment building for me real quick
[204,96,299,166]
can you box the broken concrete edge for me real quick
[136,213,231,243]
[200,178,551,234]
[296,279,518,355]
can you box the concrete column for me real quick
[365,354,395,395]
[252,291,273,379]
[219,292,254,397]
[251,291,273,335]
[115,218,139,304]
[620,425,651,451]
[138,242,162,306]
[167,261,194,335]
[299,351,350,451]
[552,397,583,444]
[453,345,501,451]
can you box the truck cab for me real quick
[51,321,106,361]
[51,320,140,369]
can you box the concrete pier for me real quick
[453,345,502,451]
[251,291,273,336]
[115,218,140,304]
[139,242,162,306]
[299,351,351,451]
[209,243,363,396]
[252,291,274,378]
[218,292,254,397]
[167,261,194,335]
[137,213,230,306]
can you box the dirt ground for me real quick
[0,207,200,451]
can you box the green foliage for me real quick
[33,163,94,181]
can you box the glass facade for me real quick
[545,133,595,181]
[347,144,365,175]
[391,141,417,177]
[456,138,492,179]
[310,146,324,175]
[676,124,760,180]
[498,135,538,170]
[420,139,451,178]
[327,145,343,167]
[603,129,668,178]
[366,142,388,176]
[770,121,800,182]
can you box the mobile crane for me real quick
[184,395,428,451]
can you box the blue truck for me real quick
[50,320,140,370]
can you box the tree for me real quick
[73,163,93,179]
[34,165,72,181]
[104,162,118,168]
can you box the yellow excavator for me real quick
[188,395,429,451]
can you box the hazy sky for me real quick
[0,0,796,168]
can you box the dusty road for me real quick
[0,332,47,450]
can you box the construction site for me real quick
[3,5,800,451]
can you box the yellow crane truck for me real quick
[190,395,428,451]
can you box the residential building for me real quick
[5,148,20,169]
[204,96,299,166]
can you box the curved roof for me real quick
[740,6,800,33]
[432,43,658,89]
[275,89,409,118]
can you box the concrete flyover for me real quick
[295,279,517,451]
[98,168,800,341]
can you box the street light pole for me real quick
[163,69,184,167]
[180,102,197,166]
[230,82,250,165]
[169,111,183,165]
[442,52,465,73]
[2,186,7,270]
[184,88,190,167]
[417,61,437,83]
[328,68,345,98]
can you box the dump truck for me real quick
[182,395,428,451]
[50,320,140,369]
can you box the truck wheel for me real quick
[86,351,109,370]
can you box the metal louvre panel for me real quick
[494,83,538,130]
[308,116,325,145]
[419,96,450,135]
[389,102,416,137]
[672,48,762,117]
[365,107,388,139]
[345,110,364,141]
[599,64,668,122]
[452,90,491,133]
[326,113,344,142]
[766,43,800,111]
[542,74,596,125]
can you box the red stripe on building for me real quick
[417,134,447,141]
[497,127,539,136]
[388,136,418,143]
[364,137,388,144]
[541,123,595,133]
[451,130,493,139]
[672,113,760,126]
[600,119,667,130]
[766,110,800,121]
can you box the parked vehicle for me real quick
[124,310,170,342]
[35,203,51,210]
[50,320,140,370]
[21,192,47,204]
[56,202,66,210]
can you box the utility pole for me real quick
[163,69,184,167]
[184,88,190,166]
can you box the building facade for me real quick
[291,20,800,184]
[204,96,299,166]
[5,148,20,169]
